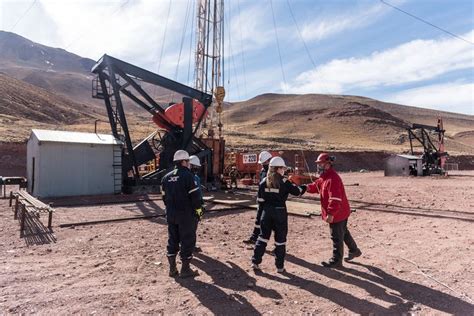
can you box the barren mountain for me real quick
[0,31,102,107]
[0,73,106,141]
[0,31,472,156]
[223,94,474,154]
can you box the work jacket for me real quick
[306,168,351,223]
[258,176,302,210]
[162,166,201,223]
[259,166,268,181]
[193,173,204,205]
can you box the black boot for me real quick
[321,259,343,269]
[180,259,199,278]
[344,248,362,262]
[167,256,179,277]
[243,238,256,244]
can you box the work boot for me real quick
[251,263,261,271]
[180,259,199,278]
[344,249,362,262]
[243,238,256,245]
[167,256,179,277]
[277,267,286,273]
[321,259,343,269]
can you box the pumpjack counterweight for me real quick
[91,54,221,193]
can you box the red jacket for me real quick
[306,168,351,223]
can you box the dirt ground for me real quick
[1,171,473,315]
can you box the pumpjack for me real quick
[407,118,448,175]
[91,54,225,193]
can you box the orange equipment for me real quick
[152,99,207,129]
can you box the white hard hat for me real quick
[258,151,272,164]
[269,156,286,168]
[173,150,190,162]
[189,155,201,167]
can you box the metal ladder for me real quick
[112,144,122,194]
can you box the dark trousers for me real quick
[252,207,288,269]
[167,217,198,261]
[329,219,358,262]
[249,207,264,241]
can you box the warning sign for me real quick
[242,154,258,164]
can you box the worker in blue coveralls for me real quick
[243,150,273,244]
[251,156,306,273]
[162,150,203,278]
[189,155,205,253]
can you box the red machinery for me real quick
[152,100,208,129]
[287,153,315,185]
[224,151,279,184]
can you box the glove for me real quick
[299,185,307,195]
[195,208,204,221]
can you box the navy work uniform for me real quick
[252,175,302,270]
[162,166,202,262]
[248,166,269,242]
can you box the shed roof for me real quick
[31,129,122,145]
[396,154,422,160]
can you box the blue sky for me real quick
[1,0,473,114]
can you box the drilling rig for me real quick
[407,117,448,175]
[91,0,226,193]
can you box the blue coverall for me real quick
[162,166,202,261]
[252,176,302,269]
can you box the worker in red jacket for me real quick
[301,153,361,268]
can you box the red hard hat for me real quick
[315,153,330,164]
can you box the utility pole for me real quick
[194,0,225,139]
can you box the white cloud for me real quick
[226,1,273,56]
[0,0,193,77]
[287,30,474,94]
[385,82,474,115]
[299,1,409,42]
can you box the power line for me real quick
[187,1,195,86]
[270,0,287,91]
[174,0,192,81]
[157,0,172,73]
[380,0,473,45]
[236,0,248,97]
[65,0,130,50]
[285,0,316,68]
[285,0,333,94]
[11,0,37,31]
[225,1,241,100]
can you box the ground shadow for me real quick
[176,257,263,316]
[345,261,474,315]
[194,253,282,300]
[256,268,392,314]
[21,213,56,246]
[285,254,415,313]
[126,198,165,217]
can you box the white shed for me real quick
[27,129,122,197]
[384,154,423,177]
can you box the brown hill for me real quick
[1,32,472,155]
[223,93,474,154]
[0,73,105,141]
[0,31,182,112]
[0,31,104,108]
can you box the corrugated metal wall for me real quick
[28,140,120,197]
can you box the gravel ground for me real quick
[1,171,473,315]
